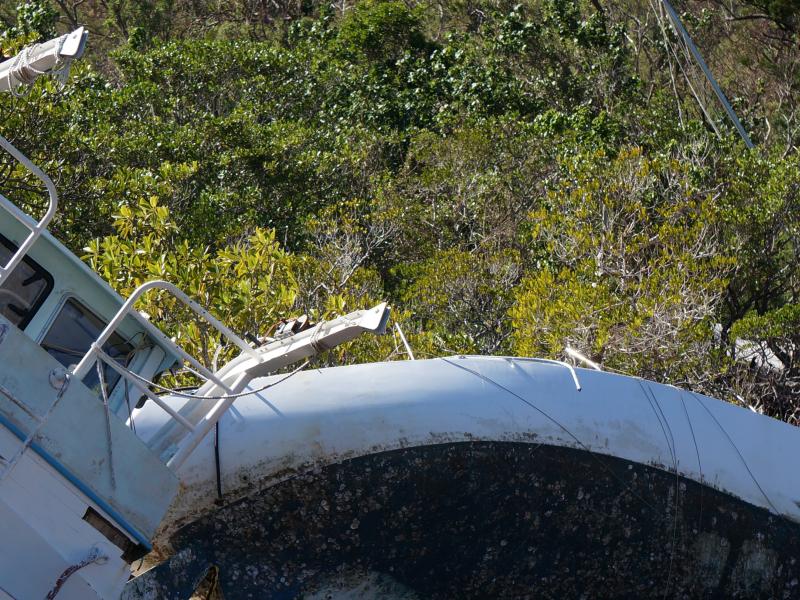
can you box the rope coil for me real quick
[6,33,72,97]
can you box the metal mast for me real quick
[0,27,87,94]
[660,0,754,148]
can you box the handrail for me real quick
[72,280,258,386]
[74,289,390,471]
[94,345,196,432]
[0,134,59,285]
[165,302,390,469]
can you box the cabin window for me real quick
[0,234,54,330]
[41,298,135,391]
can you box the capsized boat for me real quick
[1,31,799,600]
[128,357,800,599]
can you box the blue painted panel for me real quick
[0,314,178,540]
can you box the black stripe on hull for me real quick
[127,442,800,599]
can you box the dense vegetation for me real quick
[1,0,800,420]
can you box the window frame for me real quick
[0,232,55,331]
[39,296,137,393]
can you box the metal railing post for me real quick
[0,135,59,286]
[95,348,196,432]
[72,280,256,381]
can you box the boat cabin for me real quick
[0,182,186,565]
[0,214,178,417]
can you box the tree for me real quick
[510,146,731,389]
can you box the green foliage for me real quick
[13,0,57,38]
[0,0,57,54]
[744,0,800,30]
[102,0,176,46]
[334,0,427,62]
[397,248,521,355]
[84,196,399,368]
[732,304,800,342]
[510,147,731,383]
[85,197,296,362]
[718,149,800,326]
[3,0,800,420]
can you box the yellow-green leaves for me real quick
[510,147,729,383]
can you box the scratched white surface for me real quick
[132,356,800,530]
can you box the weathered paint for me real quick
[0,424,128,599]
[0,313,178,539]
[126,441,800,599]
[132,356,800,541]
[124,357,800,597]
[1,214,179,414]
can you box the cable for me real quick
[123,379,136,433]
[214,421,223,503]
[120,332,151,429]
[688,390,783,517]
[441,358,656,511]
[100,355,310,401]
[96,361,116,489]
[0,584,18,600]
[678,391,704,538]
[639,381,679,600]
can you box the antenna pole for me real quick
[660,0,754,148]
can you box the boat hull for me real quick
[127,357,800,598]
[128,440,800,599]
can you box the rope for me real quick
[0,370,70,481]
[6,34,71,97]
[309,323,328,354]
[45,546,107,599]
[96,361,116,489]
[120,333,150,432]
[123,379,136,433]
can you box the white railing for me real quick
[0,135,59,286]
[69,280,264,462]
[0,28,88,282]
[75,285,390,470]
[70,275,392,469]
[72,280,258,381]
[165,301,390,468]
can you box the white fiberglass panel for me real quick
[131,356,800,534]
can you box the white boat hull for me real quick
[0,425,131,600]
[126,357,800,598]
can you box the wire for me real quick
[688,390,783,517]
[214,421,223,503]
[441,358,656,511]
[96,361,116,489]
[678,391,704,540]
[101,355,310,401]
[639,381,679,600]
[123,379,136,433]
